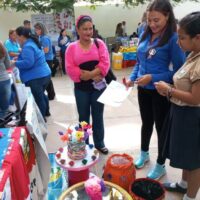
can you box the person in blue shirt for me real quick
[4,29,21,82]
[124,0,186,180]
[4,29,21,60]
[23,19,35,35]
[13,26,51,121]
[58,29,71,74]
[34,22,56,101]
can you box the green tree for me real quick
[0,0,199,13]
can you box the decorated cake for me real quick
[59,121,93,160]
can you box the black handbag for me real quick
[94,39,117,84]
[105,67,117,84]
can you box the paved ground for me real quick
[45,67,199,200]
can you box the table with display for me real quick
[0,89,51,200]
[119,46,137,68]
[58,181,133,200]
[55,145,99,186]
[112,46,137,70]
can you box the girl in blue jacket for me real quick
[58,29,71,74]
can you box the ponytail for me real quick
[15,26,41,49]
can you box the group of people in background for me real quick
[1,0,200,199]
[0,18,76,122]
[115,21,127,37]
[0,19,67,122]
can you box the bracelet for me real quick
[167,87,173,100]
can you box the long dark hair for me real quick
[0,42,6,59]
[141,0,176,47]
[15,26,41,49]
[179,12,200,38]
[59,29,65,37]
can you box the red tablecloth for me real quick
[0,127,36,199]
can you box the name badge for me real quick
[147,48,156,59]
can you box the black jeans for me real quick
[60,51,66,74]
[46,60,56,100]
[138,87,170,165]
[25,76,50,118]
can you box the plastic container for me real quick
[129,178,165,200]
[123,52,137,61]
[112,52,123,70]
[47,153,68,200]
[122,60,137,68]
[103,153,136,191]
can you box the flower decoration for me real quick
[61,134,69,142]
[69,161,75,166]
[91,155,97,161]
[60,159,65,164]
[58,121,92,143]
[56,153,61,159]
[85,176,105,200]
[82,159,88,165]
[58,147,63,152]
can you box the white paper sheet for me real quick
[97,80,132,107]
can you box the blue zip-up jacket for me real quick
[130,32,185,89]
[58,35,71,54]
[15,39,51,83]
[40,35,53,61]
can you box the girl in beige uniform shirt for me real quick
[155,12,200,200]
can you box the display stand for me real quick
[55,145,99,186]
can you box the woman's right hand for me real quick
[123,77,134,88]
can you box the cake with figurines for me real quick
[59,121,93,160]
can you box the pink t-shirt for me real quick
[65,39,110,82]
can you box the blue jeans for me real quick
[74,88,105,148]
[0,79,11,118]
[25,76,50,118]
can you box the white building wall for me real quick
[74,1,200,38]
[0,10,34,42]
[74,4,147,38]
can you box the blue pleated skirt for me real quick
[163,103,200,170]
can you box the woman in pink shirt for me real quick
[65,15,110,154]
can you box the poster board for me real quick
[31,10,75,44]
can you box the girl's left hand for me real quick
[135,74,152,86]
[154,81,170,96]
